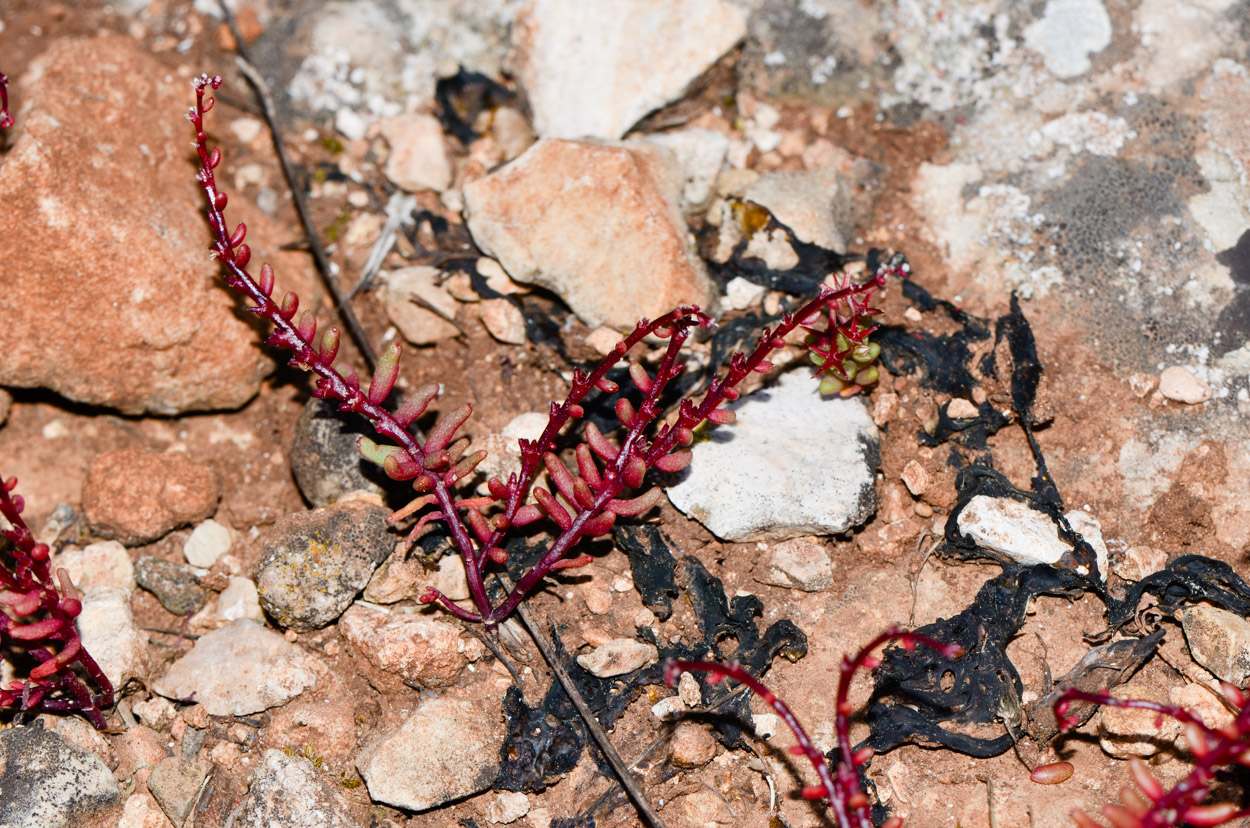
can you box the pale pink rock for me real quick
[338,604,482,687]
[479,298,528,344]
[464,139,716,329]
[0,36,316,415]
[380,113,452,193]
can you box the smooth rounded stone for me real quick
[0,36,314,415]
[77,587,149,691]
[337,604,483,688]
[740,165,855,252]
[226,750,354,828]
[669,722,717,768]
[151,619,321,716]
[1097,683,1180,759]
[509,0,747,140]
[83,449,219,546]
[134,558,208,617]
[255,501,393,632]
[722,276,766,311]
[463,139,717,330]
[215,576,265,624]
[576,638,658,678]
[955,496,1110,579]
[356,689,505,812]
[479,298,528,344]
[0,726,121,828]
[486,792,531,825]
[52,541,134,596]
[753,537,834,592]
[379,113,452,193]
[147,757,209,828]
[1158,366,1212,404]
[289,397,385,508]
[183,519,232,568]
[1181,605,1250,685]
[667,370,879,542]
[381,266,461,346]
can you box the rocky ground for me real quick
[1,1,1249,827]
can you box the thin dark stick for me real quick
[215,0,376,370]
[496,572,668,828]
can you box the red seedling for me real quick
[1056,684,1250,827]
[190,74,907,628]
[667,626,963,828]
[0,475,114,729]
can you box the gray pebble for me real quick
[134,557,207,616]
[289,398,385,507]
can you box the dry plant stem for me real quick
[667,628,962,828]
[1056,687,1250,827]
[214,2,377,371]
[498,575,669,828]
[0,476,114,729]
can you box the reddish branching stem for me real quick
[0,71,12,131]
[0,476,114,729]
[190,74,907,628]
[667,627,962,828]
[1055,685,1250,827]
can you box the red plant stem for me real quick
[668,628,961,828]
[1055,688,1250,827]
[0,71,13,130]
[190,76,495,620]
[0,477,113,729]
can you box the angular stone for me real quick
[1097,682,1180,759]
[486,792,531,825]
[956,496,1109,579]
[0,36,313,414]
[636,128,729,210]
[357,690,505,812]
[668,370,879,542]
[741,165,855,252]
[77,586,149,691]
[146,757,209,828]
[134,558,208,617]
[0,726,120,828]
[255,501,393,631]
[83,449,219,546]
[152,619,321,716]
[510,0,747,139]
[52,541,134,596]
[754,537,834,592]
[338,604,482,687]
[1182,605,1250,685]
[479,298,528,344]
[381,266,461,345]
[215,576,265,624]
[464,139,716,330]
[576,638,658,677]
[227,750,354,828]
